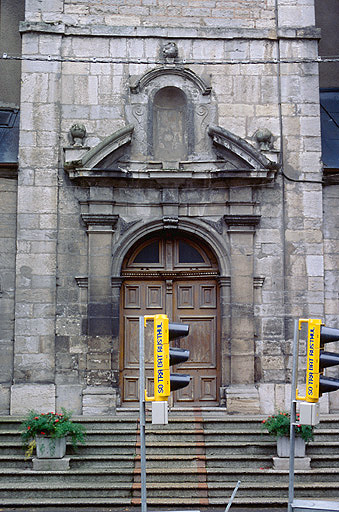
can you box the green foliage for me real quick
[21,408,86,451]
[262,411,314,442]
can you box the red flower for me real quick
[41,431,46,435]
[27,426,31,430]
[55,419,59,423]
[34,417,39,420]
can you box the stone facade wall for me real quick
[0,178,17,414]
[26,0,276,28]
[0,0,331,415]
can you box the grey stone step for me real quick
[0,496,289,508]
[1,414,339,509]
[311,454,339,467]
[0,482,133,499]
[2,480,337,500]
[146,441,276,455]
[0,468,135,484]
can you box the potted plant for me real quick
[262,411,314,457]
[21,408,86,459]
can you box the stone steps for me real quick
[0,414,339,509]
[0,480,339,499]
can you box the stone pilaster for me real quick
[81,211,118,336]
[11,32,62,413]
[224,212,261,413]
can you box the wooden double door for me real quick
[120,236,220,407]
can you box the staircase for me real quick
[1,411,339,510]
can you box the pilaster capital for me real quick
[223,214,261,233]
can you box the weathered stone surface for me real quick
[10,384,55,414]
[82,387,116,415]
[1,0,333,416]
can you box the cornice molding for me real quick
[81,214,119,227]
[223,214,261,227]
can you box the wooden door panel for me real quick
[123,375,139,402]
[173,280,219,406]
[177,284,194,309]
[176,316,216,367]
[199,284,216,308]
[199,375,217,401]
[121,280,165,404]
[123,316,140,367]
[146,284,163,309]
[124,285,141,309]
[120,262,219,406]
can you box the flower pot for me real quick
[35,436,67,458]
[277,436,306,458]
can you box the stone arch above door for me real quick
[119,232,221,407]
[111,217,231,278]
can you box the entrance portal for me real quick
[120,234,220,407]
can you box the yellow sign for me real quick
[145,314,170,402]
[296,318,321,403]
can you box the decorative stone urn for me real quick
[35,436,67,459]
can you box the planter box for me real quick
[35,436,67,458]
[277,436,306,458]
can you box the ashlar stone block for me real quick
[11,383,55,414]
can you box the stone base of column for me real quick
[273,457,311,470]
[82,386,117,415]
[32,457,70,471]
[225,385,260,414]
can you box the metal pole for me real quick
[224,480,241,512]
[288,319,299,512]
[139,316,147,512]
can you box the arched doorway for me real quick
[120,232,220,407]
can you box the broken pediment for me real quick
[208,125,279,172]
[64,122,279,185]
[64,125,134,178]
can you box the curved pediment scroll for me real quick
[64,125,134,177]
[130,66,212,96]
[208,125,280,171]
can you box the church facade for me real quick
[1,0,338,416]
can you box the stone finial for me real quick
[162,42,178,60]
[254,128,273,151]
[69,123,87,146]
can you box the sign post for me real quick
[139,316,147,512]
[289,319,339,512]
[288,319,299,512]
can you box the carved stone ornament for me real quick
[162,42,178,59]
[254,128,273,151]
[69,124,87,146]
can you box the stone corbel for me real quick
[81,214,119,234]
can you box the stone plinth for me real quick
[32,457,70,471]
[273,457,311,470]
